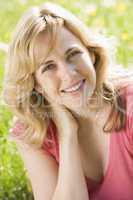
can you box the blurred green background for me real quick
[0,0,133,199]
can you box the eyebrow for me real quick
[42,46,80,66]
[65,47,77,56]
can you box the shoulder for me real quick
[9,116,27,140]
[117,83,133,155]
[111,65,133,90]
[125,83,133,130]
[118,83,133,132]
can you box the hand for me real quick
[50,103,79,140]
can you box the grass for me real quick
[0,0,133,199]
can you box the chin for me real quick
[64,99,89,115]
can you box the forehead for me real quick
[34,26,85,66]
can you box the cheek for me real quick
[41,77,59,99]
[76,57,96,78]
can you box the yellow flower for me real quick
[89,10,97,17]
[116,2,126,13]
[95,19,105,27]
[85,4,97,17]
[121,32,129,40]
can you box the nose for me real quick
[57,60,77,80]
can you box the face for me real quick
[34,26,96,115]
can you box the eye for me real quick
[68,50,83,60]
[42,64,55,73]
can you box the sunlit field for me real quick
[0,0,133,199]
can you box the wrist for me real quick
[59,129,78,145]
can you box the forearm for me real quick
[52,133,89,200]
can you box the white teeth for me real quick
[64,80,83,92]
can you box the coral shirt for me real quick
[42,84,133,200]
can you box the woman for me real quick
[2,2,133,200]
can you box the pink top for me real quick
[42,84,133,200]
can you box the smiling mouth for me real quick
[61,79,86,93]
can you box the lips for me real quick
[61,79,86,93]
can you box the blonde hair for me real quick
[2,2,133,148]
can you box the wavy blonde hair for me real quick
[2,2,133,148]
